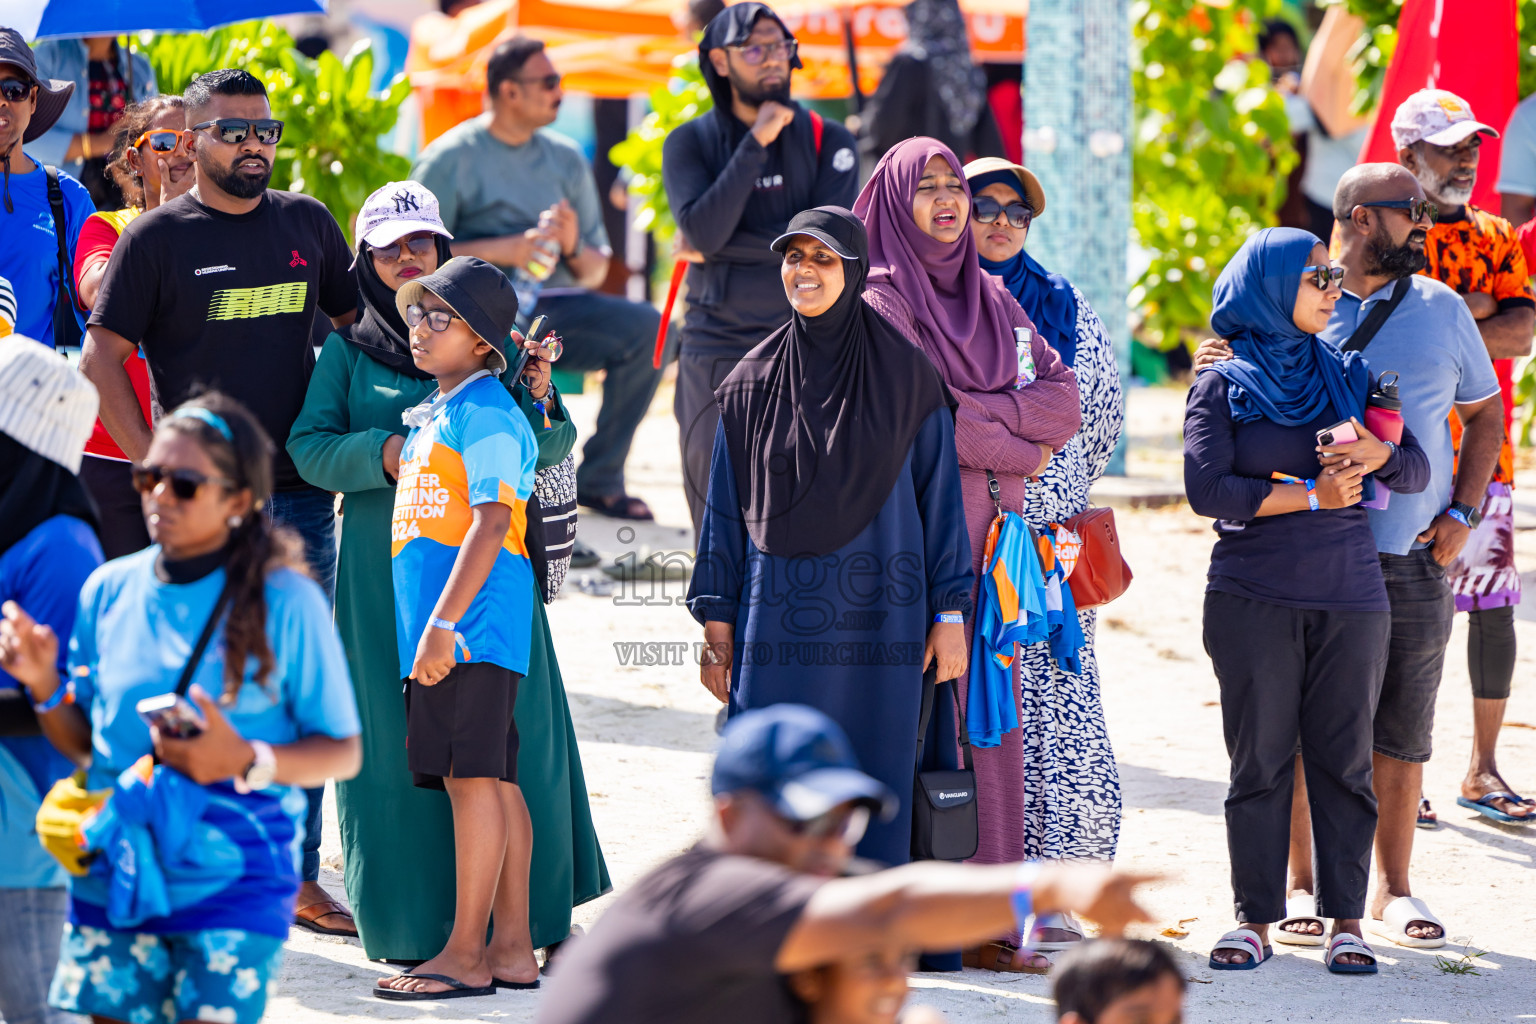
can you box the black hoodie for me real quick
[661,3,859,360]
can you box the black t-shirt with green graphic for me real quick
[90,189,358,490]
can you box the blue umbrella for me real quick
[12,0,327,41]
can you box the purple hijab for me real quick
[853,137,1019,393]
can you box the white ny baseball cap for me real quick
[354,180,454,254]
[1390,89,1500,150]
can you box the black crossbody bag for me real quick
[1339,276,1411,354]
[910,666,979,862]
[45,166,84,351]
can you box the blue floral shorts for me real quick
[50,923,285,1024]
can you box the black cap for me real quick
[770,206,865,260]
[711,704,897,822]
[0,27,77,144]
[395,256,518,374]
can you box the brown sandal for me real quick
[962,942,1050,974]
[294,899,357,936]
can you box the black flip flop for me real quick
[493,977,541,990]
[577,492,655,521]
[374,972,496,1001]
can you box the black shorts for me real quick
[1375,550,1455,763]
[404,662,522,790]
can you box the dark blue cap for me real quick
[712,705,897,823]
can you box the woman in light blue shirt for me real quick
[0,392,361,1024]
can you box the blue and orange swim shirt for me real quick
[391,372,538,677]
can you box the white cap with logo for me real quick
[0,336,99,474]
[1390,88,1500,150]
[354,180,454,252]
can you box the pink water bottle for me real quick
[1361,372,1403,510]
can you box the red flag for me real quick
[1358,0,1518,210]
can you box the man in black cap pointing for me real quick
[538,704,1155,1024]
[663,3,859,536]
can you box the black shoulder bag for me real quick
[910,666,979,862]
[1340,276,1412,354]
[45,166,84,351]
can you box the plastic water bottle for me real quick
[510,237,561,327]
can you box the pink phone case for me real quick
[1316,420,1358,447]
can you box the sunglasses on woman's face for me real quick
[972,195,1033,230]
[405,304,462,332]
[134,129,187,153]
[0,78,35,103]
[131,464,234,501]
[372,233,437,263]
[1301,264,1345,290]
[190,118,284,146]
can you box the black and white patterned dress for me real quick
[1017,287,1126,862]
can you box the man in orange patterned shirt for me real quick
[1394,89,1536,827]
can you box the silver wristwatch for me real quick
[236,739,277,794]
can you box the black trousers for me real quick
[79,455,150,560]
[1203,591,1389,923]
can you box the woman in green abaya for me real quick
[287,181,608,962]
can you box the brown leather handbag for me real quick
[1060,507,1132,609]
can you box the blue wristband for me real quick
[934,612,963,625]
[32,681,70,714]
[1012,862,1042,947]
[1305,479,1319,512]
[1445,507,1471,528]
[428,616,457,632]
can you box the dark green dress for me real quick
[288,334,609,960]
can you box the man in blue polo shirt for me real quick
[1197,162,1502,953]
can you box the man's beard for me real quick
[1415,166,1473,207]
[1365,226,1428,278]
[731,68,791,108]
[200,154,271,200]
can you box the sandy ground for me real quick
[268,381,1536,1024]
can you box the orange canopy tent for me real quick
[407,0,1025,144]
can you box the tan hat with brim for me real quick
[963,157,1046,217]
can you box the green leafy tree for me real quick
[608,56,713,247]
[1132,0,1297,350]
[141,22,411,235]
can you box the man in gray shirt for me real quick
[413,36,663,520]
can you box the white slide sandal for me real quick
[1275,892,1328,947]
[1370,895,1447,949]
[1029,912,1086,952]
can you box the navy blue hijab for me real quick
[973,170,1080,366]
[1209,227,1368,427]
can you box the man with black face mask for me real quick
[1195,162,1502,955]
[662,2,859,535]
[79,68,360,938]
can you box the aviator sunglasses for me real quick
[190,118,284,145]
[972,194,1033,230]
[1301,264,1345,290]
[131,465,235,500]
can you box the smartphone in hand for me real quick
[1316,420,1359,449]
[135,693,205,739]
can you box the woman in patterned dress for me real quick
[964,158,1126,952]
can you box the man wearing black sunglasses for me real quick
[538,704,1155,1024]
[78,67,361,939]
[662,2,859,535]
[414,35,666,522]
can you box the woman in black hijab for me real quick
[687,206,975,868]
